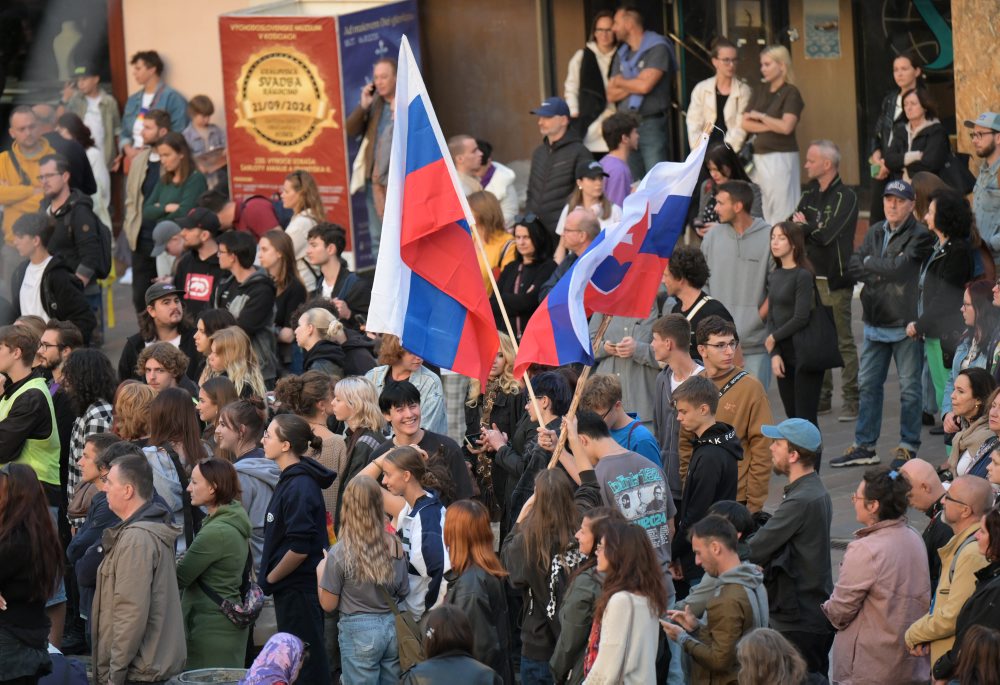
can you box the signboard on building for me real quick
[219,16,350,244]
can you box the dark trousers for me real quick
[782,629,834,682]
[130,242,158,314]
[775,342,825,444]
[274,586,329,685]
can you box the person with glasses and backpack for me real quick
[176,457,252,669]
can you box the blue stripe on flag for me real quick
[641,195,690,257]
[402,272,464,366]
[405,96,443,175]
[548,279,593,366]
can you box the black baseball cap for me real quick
[176,207,221,235]
[144,283,186,307]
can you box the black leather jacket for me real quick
[443,566,514,684]
[848,214,935,328]
[869,88,904,157]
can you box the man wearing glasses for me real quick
[965,111,1000,265]
[905,475,991,665]
[677,315,773,513]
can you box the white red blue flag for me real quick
[514,135,709,377]
[367,36,499,384]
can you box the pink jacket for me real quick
[822,517,931,685]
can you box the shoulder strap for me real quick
[498,239,515,265]
[685,295,713,322]
[376,584,404,618]
[8,149,31,186]
[626,421,640,447]
[163,445,196,549]
[719,370,749,398]
[949,533,979,583]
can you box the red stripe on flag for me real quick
[513,299,559,379]
[401,159,466,243]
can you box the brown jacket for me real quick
[92,500,186,685]
[683,562,768,685]
[904,521,989,664]
[345,95,388,182]
[679,367,773,511]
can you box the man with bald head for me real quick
[905,475,991,664]
[447,134,482,196]
[900,458,953,592]
[538,207,600,300]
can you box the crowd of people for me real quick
[2,4,1000,685]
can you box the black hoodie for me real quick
[302,339,345,376]
[216,268,279,381]
[673,421,743,578]
[44,189,105,285]
[258,456,336,594]
[11,255,96,344]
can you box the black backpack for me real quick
[69,204,113,280]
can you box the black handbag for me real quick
[738,135,756,175]
[791,283,843,372]
[939,152,977,194]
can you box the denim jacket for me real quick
[974,157,1000,263]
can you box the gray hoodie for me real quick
[678,560,768,629]
[701,217,772,354]
[233,450,281,569]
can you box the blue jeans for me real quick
[855,335,923,451]
[338,612,398,685]
[628,115,669,179]
[520,656,555,685]
[365,182,383,261]
[742,352,773,392]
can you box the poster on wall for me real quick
[337,0,420,271]
[219,16,350,243]
[804,0,841,59]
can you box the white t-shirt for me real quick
[670,363,705,392]
[132,91,155,149]
[320,279,335,300]
[84,95,105,158]
[20,257,53,321]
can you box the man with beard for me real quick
[966,111,1000,265]
[118,283,199,382]
[748,418,834,680]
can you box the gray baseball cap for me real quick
[151,220,181,257]
[964,111,1000,133]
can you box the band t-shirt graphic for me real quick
[595,451,676,573]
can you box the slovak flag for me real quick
[514,136,708,378]
[367,36,499,385]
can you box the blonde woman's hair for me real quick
[208,327,267,400]
[566,186,612,221]
[300,307,344,343]
[338,476,398,585]
[761,44,794,84]
[736,628,807,685]
[333,376,386,432]
[467,332,520,404]
[114,382,157,440]
[467,191,507,239]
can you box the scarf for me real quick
[617,31,670,111]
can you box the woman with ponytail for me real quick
[275,371,348,528]
[317,476,409,683]
[294,306,348,377]
[357,445,454,621]
[215,398,279,569]
[259,413,336,684]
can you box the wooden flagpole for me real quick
[467,220,545,424]
[546,315,612,468]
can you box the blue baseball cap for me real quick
[760,418,822,452]
[531,97,570,118]
[883,179,915,201]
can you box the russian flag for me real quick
[514,136,709,378]
[367,36,499,384]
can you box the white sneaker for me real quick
[119,267,133,285]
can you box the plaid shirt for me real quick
[67,400,113,525]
